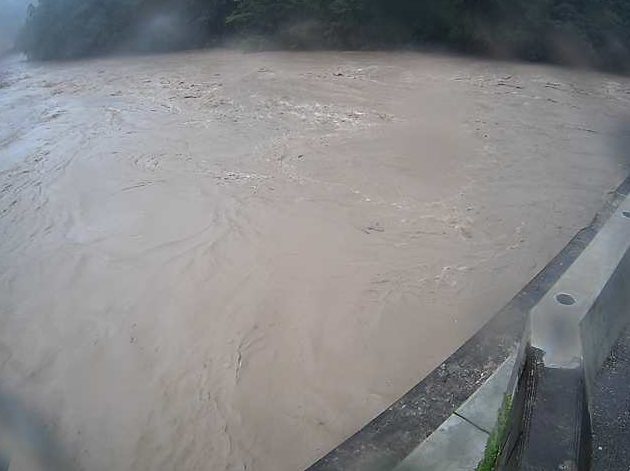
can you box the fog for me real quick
[0,0,29,53]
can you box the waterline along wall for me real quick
[309,177,630,471]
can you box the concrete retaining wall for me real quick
[503,197,630,470]
[308,178,630,471]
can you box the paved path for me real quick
[592,325,630,470]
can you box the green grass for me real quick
[476,394,513,471]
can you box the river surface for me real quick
[0,49,629,471]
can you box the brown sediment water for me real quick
[0,49,628,471]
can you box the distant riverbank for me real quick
[16,0,630,73]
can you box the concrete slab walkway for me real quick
[393,356,515,471]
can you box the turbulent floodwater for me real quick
[0,49,629,471]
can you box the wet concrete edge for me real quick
[306,175,630,471]
[391,354,518,471]
[508,186,630,469]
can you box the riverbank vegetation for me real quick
[18,0,630,70]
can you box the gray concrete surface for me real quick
[455,355,516,434]
[530,201,630,382]
[392,355,516,471]
[506,195,630,469]
[592,325,630,471]
[527,198,630,419]
[392,414,487,471]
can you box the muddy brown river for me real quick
[0,49,629,471]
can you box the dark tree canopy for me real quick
[17,0,630,70]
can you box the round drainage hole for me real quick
[623,211,630,218]
[556,293,576,306]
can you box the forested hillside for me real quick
[18,0,630,70]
